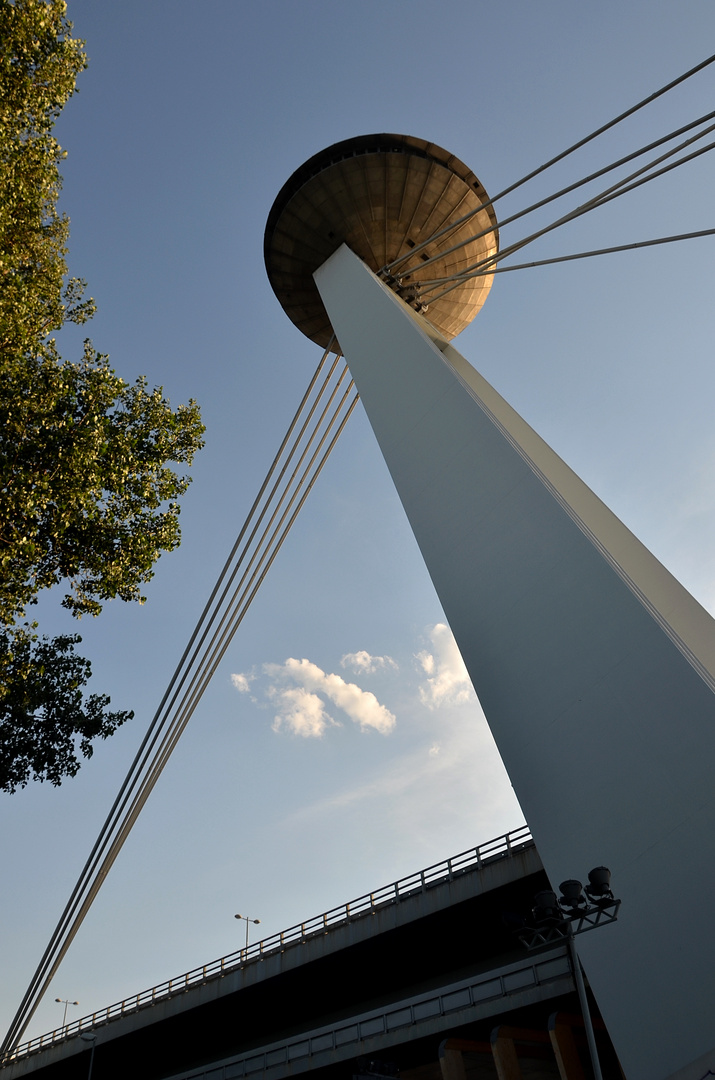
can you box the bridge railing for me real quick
[5,824,532,1064]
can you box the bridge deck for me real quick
[1,828,616,1080]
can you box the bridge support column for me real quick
[315,244,715,1080]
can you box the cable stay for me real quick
[380,50,715,277]
[415,127,715,304]
[460,228,715,276]
[1,346,359,1057]
[388,109,715,286]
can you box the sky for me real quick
[2,0,715,1046]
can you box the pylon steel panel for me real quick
[315,244,715,1080]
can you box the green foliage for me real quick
[0,0,88,353]
[0,0,205,791]
[0,342,205,624]
[0,625,132,793]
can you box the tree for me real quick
[0,0,205,792]
[0,626,131,792]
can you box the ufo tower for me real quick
[265,133,499,348]
[265,136,715,1080]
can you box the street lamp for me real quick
[234,913,261,954]
[517,867,621,1080]
[54,998,79,1030]
[80,1033,96,1080]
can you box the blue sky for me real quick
[2,0,715,1044]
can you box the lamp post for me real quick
[234,913,260,956]
[565,925,602,1080]
[54,998,79,1030]
[80,1033,96,1080]
[518,867,621,1080]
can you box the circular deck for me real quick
[264,134,499,350]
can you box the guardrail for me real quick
[179,947,570,1080]
[4,824,532,1065]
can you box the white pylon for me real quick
[316,243,715,1080]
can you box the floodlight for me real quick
[586,866,613,901]
[559,879,586,909]
[533,890,561,922]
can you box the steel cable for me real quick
[119,379,360,823]
[10,379,361,1051]
[1,348,358,1056]
[381,50,715,276]
[389,109,715,285]
[459,227,715,276]
[116,370,359,825]
[418,131,715,303]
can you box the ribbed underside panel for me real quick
[265,138,497,348]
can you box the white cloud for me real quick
[416,623,474,709]
[340,650,398,674]
[419,652,435,676]
[265,657,396,735]
[230,672,253,693]
[269,686,336,738]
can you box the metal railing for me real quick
[177,947,570,1080]
[4,825,532,1065]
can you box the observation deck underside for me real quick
[264,133,499,349]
